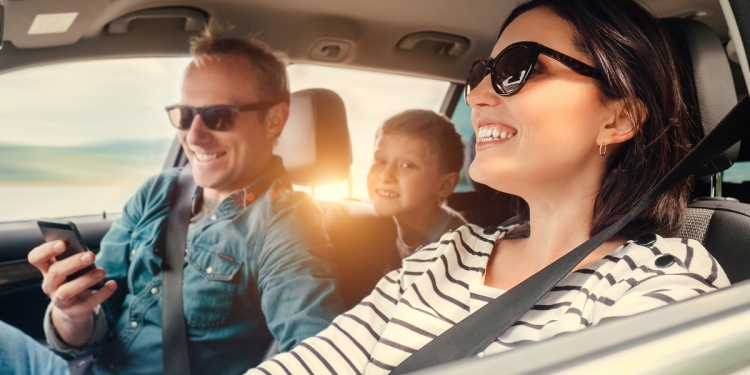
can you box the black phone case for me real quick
[37,219,104,290]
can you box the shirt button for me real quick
[206,266,213,274]
[210,214,218,221]
[636,233,657,247]
[131,250,136,256]
[151,288,159,295]
[185,247,189,254]
[130,321,138,329]
[655,254,676,268]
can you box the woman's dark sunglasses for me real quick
[465,41,604,101]
[165,102,277,131]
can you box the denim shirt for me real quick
[45,158,346,375]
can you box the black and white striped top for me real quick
[248,224,729,375]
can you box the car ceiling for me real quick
[0,0,732,82]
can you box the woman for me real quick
[248,0,729,373]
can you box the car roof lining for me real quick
[0,0,733,81]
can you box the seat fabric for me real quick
[679,199,750,283]
[664,18,749,283]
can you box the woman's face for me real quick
[468,7,616,197]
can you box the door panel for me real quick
[0,215,116,339]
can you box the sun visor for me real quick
[3,0,108,49]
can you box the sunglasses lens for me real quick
[494,46,532,94]
[466,60,489,95]
[167,107,194,130]
[202,107,235,131]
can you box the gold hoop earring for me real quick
[599,143,607,156]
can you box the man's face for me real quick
[178,55,285,196]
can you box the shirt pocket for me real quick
[184,245,243,327]
[128,229,162,290]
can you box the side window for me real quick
[451,91,474,192]
[724,161,750,184]
[287,64,450,200]
[0,57,191,223]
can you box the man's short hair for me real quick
[189,29,291,106]
[376,110,464,174]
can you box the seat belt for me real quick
[162,165,195,375]
[391,96,750,375]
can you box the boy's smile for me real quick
[367,133,446,218]
[375,189,400,198]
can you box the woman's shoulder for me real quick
[606,234,730,289]
[401,223,510,272]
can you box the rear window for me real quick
[451,91,475,192]
[723,161,750,184]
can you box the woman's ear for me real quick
[598,98,642,146]
[265,102,290,140]
[436,171,460,199]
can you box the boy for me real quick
[367,109,467,259]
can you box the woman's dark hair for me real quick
[377,109,465,174]
[502,0,698,238]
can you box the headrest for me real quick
[273,88,352,186]
[661,18,740,176]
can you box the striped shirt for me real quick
[248,224,729,375]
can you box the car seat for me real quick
[663,18,750,284]
[274,88,401,309]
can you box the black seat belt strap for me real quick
[392,96,750,374]
[162,165,195,375]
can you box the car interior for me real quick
[0,0,749,372]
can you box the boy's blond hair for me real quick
[376,110,464,174]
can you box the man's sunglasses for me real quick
[165,102,277,131]
[465,41,604,101]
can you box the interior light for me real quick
[28,12,78,35]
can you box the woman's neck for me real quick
[485,170,626,290]
[394,204,445,246]
[522,192,599,266]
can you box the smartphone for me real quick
[37,218,104,290]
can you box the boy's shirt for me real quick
[395,206,467,259]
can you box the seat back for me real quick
[664,18,750,283]
[680,199,750,283]
[317,200,400,307]
[274,88,399,308]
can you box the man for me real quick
[5,33,346,375]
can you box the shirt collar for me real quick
[190,156,289,215]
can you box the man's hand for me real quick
[28,240,117,347]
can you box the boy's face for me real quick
[367,133,455,218]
